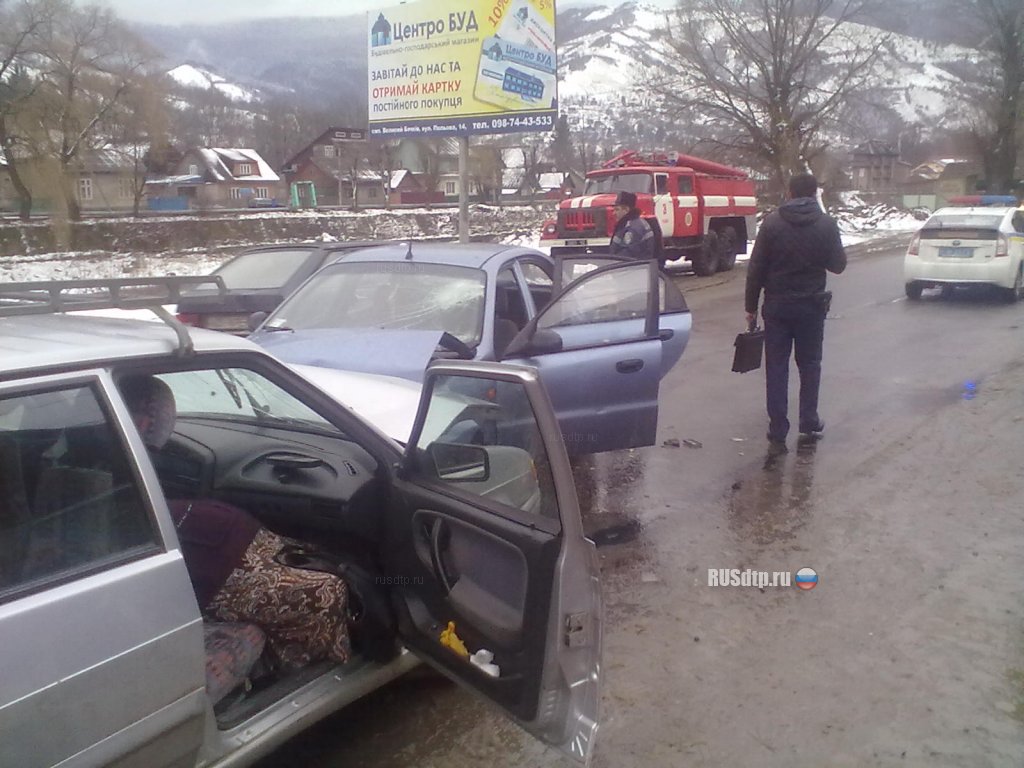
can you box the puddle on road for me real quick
[727,442,819,546]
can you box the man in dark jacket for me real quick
[745,173,847,449]
[609,190,656,260]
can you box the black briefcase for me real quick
[732,324,765,373]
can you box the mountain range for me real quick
[135,0,987,163]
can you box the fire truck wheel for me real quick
[692,232,720,276]
[717,227,738,271]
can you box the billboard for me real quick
[368,0,557,138]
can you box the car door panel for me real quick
[387,363,601,763]
[0,376,207,768]
[504,261,664,455]
[518,338,662,455]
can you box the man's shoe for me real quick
[799,420,825,440]
[766,432,788,454]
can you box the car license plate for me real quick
[566,239,587,246]
[938,246,973,258]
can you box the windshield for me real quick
[268,262,487,346]
[213,248,317,290]
[583,173,654,196]
[157,368,340,433]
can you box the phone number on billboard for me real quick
[471,115,554,130]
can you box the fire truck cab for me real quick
[541,151,758,276]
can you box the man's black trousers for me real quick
[763,299,826,440]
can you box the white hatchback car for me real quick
[904,205,1024,301]
[905,205,1024,303]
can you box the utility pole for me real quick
[458,135,469,243]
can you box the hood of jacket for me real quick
[778,196,824,226]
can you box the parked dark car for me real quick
[176,242,393,334]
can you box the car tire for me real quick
[717,227,738,272]
[1003,267,1023,303]
[905,281,924,300]
[692,232,720,276]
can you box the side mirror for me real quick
[504,326,563,358]
[426,442,490,482]
[247,311,269,332]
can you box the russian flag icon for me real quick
[795,567,818,590]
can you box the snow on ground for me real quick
[0,204,920,283]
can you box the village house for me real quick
[280,127,389,208]
[145,147,286,211]
[0,145,146,215]
[849,140,910,197]
[901,159,982,210]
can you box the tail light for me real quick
[907,232,920,256]
[176,312,202,326]
[540,220,558,240]
[994,234,1009,257]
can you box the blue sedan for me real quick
[250,242,691,454]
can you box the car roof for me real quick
[324,241,546,270]
[0,314,258,379]
[929,206,1016,220]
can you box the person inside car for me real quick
[120,375,352,671]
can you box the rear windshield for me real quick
[214,248,316,289]
[920,215,1002,240]
[584,173,653,196]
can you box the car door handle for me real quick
[659,328,674,341]
[616,359,644,374]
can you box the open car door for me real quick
[386,362,602,763]
[501,259,691,454]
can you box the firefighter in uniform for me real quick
[609,190,656,261]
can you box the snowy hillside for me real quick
[555,1,984,146]
[167,63,260,103]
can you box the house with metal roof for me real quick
[145,147,286,211]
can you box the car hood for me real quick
[288,364,424,442]
[253,328,444,382]
[289,363,488,445]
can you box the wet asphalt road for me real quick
[260,236,1024,768]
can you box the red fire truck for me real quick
[541,150,758,275]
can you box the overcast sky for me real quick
[95,0,673,26]
[97,0,396,25]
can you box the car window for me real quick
[268,262,487,347]
[920,214,1003,240]
[0,385,158,600]
[215,248,317,289]
[409,375,559,522]
[157,368,342,435]
[519,262,553,310]
[541,264,649,328]
[583,173,654,195]
[1013,212,1024,233]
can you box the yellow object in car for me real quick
[440,621,470,658]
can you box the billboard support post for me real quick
[459,136,469,243]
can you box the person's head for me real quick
[120,375,176,449]
[788,173,818,200]
[613,190,637,221]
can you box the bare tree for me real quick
[654,0,888,198]
[28,2,156,219]
[0,0,57,220]
[111,71,170,216]
[961,0,1023,193]
[367,139,399,208]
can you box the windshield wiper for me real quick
[217,369,270,418]
[261,325,294,333]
